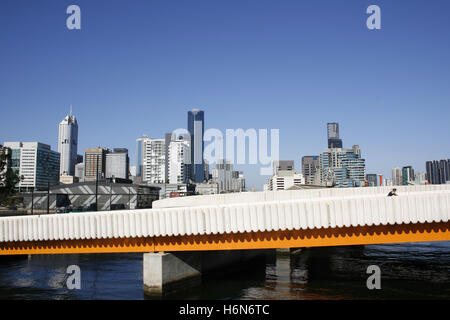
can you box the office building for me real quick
[212,159,232,193]
[366,173,378,186]
[195,181,219,195]
[164,133,173,183]
[188,109,205,182]
[426,159,450,184]
[204,160,210,181]
[84,147,111,180]
[60,174,79,184]
[414,172,427,185]
[273,160,294,175]
[231,171,245,192]
[106,148,129,180]
[327,122,343,148]
[302,156,320,185]
[4,142,60,191]
[136,136,145,182]
[58,111,78,176]
[74,163,84,179]
[402,166,414,185]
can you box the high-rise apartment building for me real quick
[302,156,320,185]
[84,147,111,180]
[168,138,190,184]
[136,137,166,184]
[188,109,205,182]
[319,145,365,187]
[327,122,343,148]
[58,111,78,176]
[392,168,402,186]
[4,142,60,190]
[106,148,129,180]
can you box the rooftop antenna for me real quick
[70,105,72,116]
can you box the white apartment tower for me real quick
[58,110,78,176]
[137,137,166,184]
[168,139,190,184]
[392,168,402,186]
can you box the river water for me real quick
[0,242,448,300]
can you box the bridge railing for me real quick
[153,184,450,208]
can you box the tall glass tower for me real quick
[58,109,78,176]
[327,122,343,148]
[187,109,205,182]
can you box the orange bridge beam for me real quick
[0,222,449,255]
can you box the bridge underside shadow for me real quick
[1,221,449,255]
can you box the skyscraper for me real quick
[327,122,343,148]
[58,110,78,176]
[426,159,450,184]
[402,166,414,185]
[188,109,205,182]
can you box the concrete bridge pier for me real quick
[143,250,269,297]
[143,252,202,296]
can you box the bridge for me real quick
[0,185,449,255]
[1,184,449,295]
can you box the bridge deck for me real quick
[1,186,449,255]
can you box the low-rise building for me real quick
[267,170,305,191]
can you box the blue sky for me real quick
[1,0,449,190]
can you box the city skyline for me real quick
[1,1,450,190]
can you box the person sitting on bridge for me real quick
[387,188,398,196]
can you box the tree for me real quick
[0,145,20,206]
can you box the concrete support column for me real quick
[143,249,271,297]
[143,252,202,297]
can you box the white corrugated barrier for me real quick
[0,187,449,243]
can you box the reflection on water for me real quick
[0,242,449,300]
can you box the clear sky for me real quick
[1,0,449,190]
